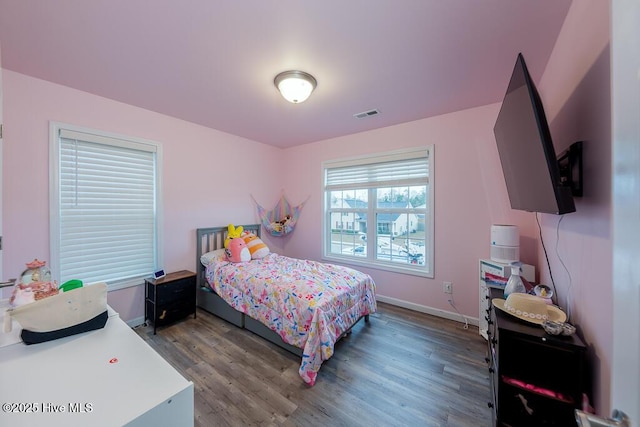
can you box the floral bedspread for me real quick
[205,253,377,385]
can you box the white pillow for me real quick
[200,248,227,266]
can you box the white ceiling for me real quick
[0,0,572,149]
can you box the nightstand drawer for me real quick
[157,277,195,305]
[153,300,194,327]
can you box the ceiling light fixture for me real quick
[274,70,317,104]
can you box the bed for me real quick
[196,224,377,385]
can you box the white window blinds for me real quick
[325,149,429,189]
[52,126,159,287]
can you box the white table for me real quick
[0,308,194,426]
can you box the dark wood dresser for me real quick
[145,270,196,334]
[487,288,587,426]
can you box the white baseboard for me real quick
[375,295,479,327]
[125,299,478,329]
[126,316,146,328]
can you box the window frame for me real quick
[49,122,163,291]
[322,146,434,278]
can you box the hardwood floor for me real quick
[135,302,491,426]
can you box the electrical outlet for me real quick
[443,281,453,294]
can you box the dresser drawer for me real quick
[157,277,195,305]
[154,300,195,327]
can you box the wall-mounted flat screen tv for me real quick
[493,53,577,215]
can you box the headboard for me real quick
[195,224,261,291]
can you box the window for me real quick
[323,147,434,277]
[50,123,162,290]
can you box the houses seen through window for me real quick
[323,147,434,277]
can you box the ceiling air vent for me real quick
[353,109,380,119]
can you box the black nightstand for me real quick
[145,270,196,334]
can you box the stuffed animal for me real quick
[278,215,292,228]
[269,215,292,234]
[241,232,270,259]
[269,222,283,233]
[224,223,244,248]
[225,237,251,263]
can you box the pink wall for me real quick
[2,70,284,321]
[0,41,3,284]
[279,105,538,319]
[3,66,538,324]
[1,1,613,412]
[537,0,612,414]
[278,0,613,413]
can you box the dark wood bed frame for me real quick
[195,224,369,358]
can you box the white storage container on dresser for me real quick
[478,259,535,340]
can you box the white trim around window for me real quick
[322,146,434,278]
[49,122,163,291]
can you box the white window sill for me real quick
[322,254,433,278]
[104,277,147,292]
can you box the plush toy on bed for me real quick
[224,224,244,248]
[225,237,251,263]
[241,232,270,259]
